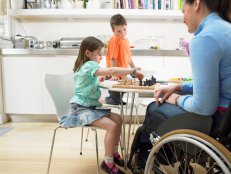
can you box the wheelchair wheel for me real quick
[145,129,231,174]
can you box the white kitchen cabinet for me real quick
[40,56,75,114]
[2,57,42,114]
[2,56,76,114]
[1,54,190,115]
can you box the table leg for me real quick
[124,92,135,172]
[120,92,126,159]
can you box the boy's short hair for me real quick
[110,14,127,29]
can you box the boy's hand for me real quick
[135,70,144,80]
[135,67,141,71]
[132,66,141,71]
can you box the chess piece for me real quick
[139,79,142,86]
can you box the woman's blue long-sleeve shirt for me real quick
[178,13,231,115]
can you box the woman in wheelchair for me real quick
[128,0,231,173]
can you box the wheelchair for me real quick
[144,103,231,174]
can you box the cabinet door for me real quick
[2,57,42,114]
[41,57,76,114]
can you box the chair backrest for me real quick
[45,73,74,121]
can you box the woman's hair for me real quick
[184,0,231,23]
[110,14,127,30]
[73,36,104,72]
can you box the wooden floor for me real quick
[0,122,136,174]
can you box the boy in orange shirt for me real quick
[105,14,140,105]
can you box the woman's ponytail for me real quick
[185,0,231,23]
[204,0,231,23]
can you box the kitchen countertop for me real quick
[0,48,188,57]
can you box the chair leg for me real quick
[92,128,100,174]
[47,126,60,174]
[80,127,84,155]
[132,116,137,135]
[119,136,124,159]
[135,105,141,131]
[125,93,129,115]
[85,128,90,142]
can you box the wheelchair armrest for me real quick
[156,113,213,136]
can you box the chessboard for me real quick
[112,81,160,90]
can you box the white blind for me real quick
[0,0,6,16]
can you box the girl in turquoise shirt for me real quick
[61,36,143,174]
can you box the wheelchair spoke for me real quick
[184,142,188,174]
[168,142,178,164]
[206,162,216,174]
[193,143,198,172]
[161,146,172,165]
[161,145,175,174]
[152,156,168,174]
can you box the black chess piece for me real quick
[148,80,151,86]
[151,76,156,84]
[139,80,143,86]
[144,79,148,86]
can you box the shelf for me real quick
[9,9,183,21]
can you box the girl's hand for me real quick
[110,76,120,81]
[154,84,180,105]
[99,76,105,82]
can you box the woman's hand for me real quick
[154,84,181,105]
[166,93,181,105]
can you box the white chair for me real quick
[45,73,101,174]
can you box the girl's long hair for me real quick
[184,0,231,23]
[73,36,104,72]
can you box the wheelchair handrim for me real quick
[145,134,231,174]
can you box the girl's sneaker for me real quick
[113,154,124,167]
[100,161,125,174]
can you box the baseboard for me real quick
[7,114,58,122]
[7,114,144,124]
